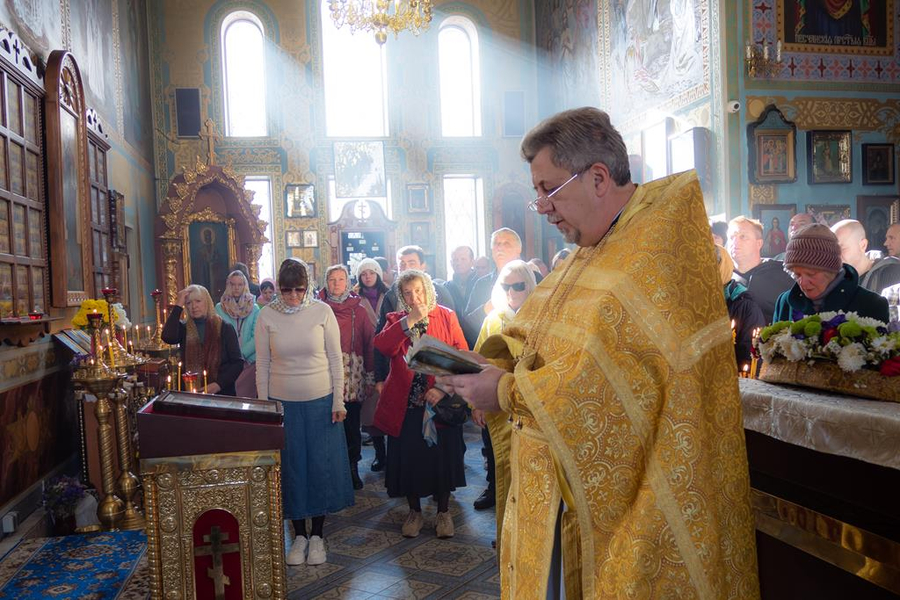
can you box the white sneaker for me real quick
[306,535,327,565]
[286,535,307,566]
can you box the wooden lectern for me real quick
[138,391,286,600]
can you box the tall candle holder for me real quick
[135,289,175,358]
[100,287,147,370]
[112,388,145,530]
[72,360,125,531]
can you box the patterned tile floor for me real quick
[116,423,501,599]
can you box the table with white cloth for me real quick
[739,378,900,600]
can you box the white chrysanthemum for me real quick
[782,337,809,362]
[112,303,131,329]
[758,341,778,363]
[822,339,843,356]
[872,336,895,356]
[837,343,867,373]
[818,311,839,322]
[855,315,888,329]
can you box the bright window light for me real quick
[321,1,389,137]
[222,12,268,137]
[244,177,274,282]
[439,17,481,137]
[442,175,485,274]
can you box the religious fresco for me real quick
[600,0,710,126]
[534,0,599,111]
[0,0,63,56]
[119,0,153,159]
[70,0,118,131]
[755,0,900,82]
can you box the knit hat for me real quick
[355,257,383,280]
[783,224,842,273]
[715,244,734,285]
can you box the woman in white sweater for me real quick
[255,258,353,567]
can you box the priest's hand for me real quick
[436,365,505,412]
[472,408,486,428]
[332,410,347,423]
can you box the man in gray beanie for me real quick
[772,224,889,322]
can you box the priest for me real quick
[439,107,760,599]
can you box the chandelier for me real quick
[328,0,434,45]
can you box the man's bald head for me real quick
[885,223,900,257]
[831,219,868,267]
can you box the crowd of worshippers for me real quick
[161,229,566,566]
[160,208,899,568]
[711,215,898,368]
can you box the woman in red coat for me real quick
[373,269,468,540]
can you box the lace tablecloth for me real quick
[739,378,900,471]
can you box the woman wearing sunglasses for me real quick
[255,258,353,567]
[472,259,537,546]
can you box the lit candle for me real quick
[177,361,182,391]
[167,374,172,389]
[133,324,139,345]
[122,326,128,351]
[741,363,749,378]
[762,39,769,60]
[107,343,116,369]
[203,369,208,394]
[731,319,736,345]
[163,308,167,321]
[146,325,151,337]
[776,39,782,62]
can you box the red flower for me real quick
[821,328,838,345]
[879,356,900,377]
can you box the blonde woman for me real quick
[162,284,243,396]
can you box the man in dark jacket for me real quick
[728,216,794,324]
[832,219,900,295]
[717,245,766,368]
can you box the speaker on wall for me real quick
[175,88,201,138]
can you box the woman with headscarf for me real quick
[215,270,260,397]
[162,284,243,396]
[715,245,766,367]
[255,258,353,567]
[352,257,391,472]
[257,279,275,307]
[318,264,375,490]
[373,270,468,540]
[773,224,889,322]
[471,260,537,528]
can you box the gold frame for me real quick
[181,207,237,287]
[754,128,796,183]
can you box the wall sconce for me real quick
[746,38,782,79]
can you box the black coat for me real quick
[733,259,794,325]
[772,265,890,324]
[724,281,766,366]
[162,306,244,396]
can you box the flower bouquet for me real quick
[71,299,111,329]
[43,475,87,535]
[755,311,900,402]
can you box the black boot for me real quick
[371,436,385,472]
[474,487,495,510]
[351,463,363,490]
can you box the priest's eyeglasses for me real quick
[528,171,583,212]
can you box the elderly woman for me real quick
[215,270,260,397]
[472,260,536,521]
[550,247,571,271]
[162,284,243,396]
[352,258,391,472]
[373,270,468,540]
[773,224,889,323]
[255,258,352,567]
[318,264,375,490]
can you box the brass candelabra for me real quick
[135,288,175,358]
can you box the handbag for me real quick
[431,393,469,427]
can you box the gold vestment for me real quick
[481,172,760,599]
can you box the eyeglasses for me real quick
[528,171,583,212]
[501,282,527,292]
[280,287,307,295]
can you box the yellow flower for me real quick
[72,299,111,330]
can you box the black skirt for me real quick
[385,404,467,498]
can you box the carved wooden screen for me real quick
[45,50,92,307]
[86,108,112,293]
[0,29,46,317]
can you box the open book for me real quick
[405,334,485,376]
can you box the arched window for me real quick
[438,17,481,137]
[321,0,389,137]
[442,174,485,274]
[221,11,267,137]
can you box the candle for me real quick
[203,369,208,394]
[745,40,751,60]
[133,324,138,345]
[167,375,172,389]
[731,320,736,345]
[763,39,769,60]
[177,361,182,391]
[122,326,128,350]
[741,363,749,378]
[108,343,116,369]
[776,39,782,62]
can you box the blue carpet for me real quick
[0,530,145,600]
